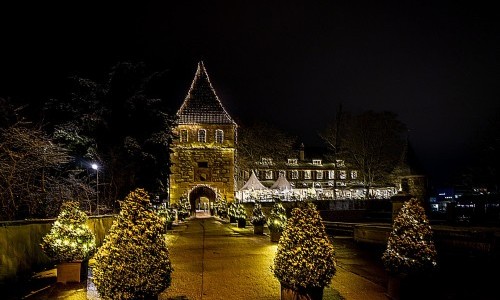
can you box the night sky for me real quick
[1,1,499,187]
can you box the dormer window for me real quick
[215,129,224,143]
[312,159,322,166]
[287,158,298,165]
[261,157,273,165]
[180,129,188,143]
[198,129,206,143]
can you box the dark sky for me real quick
[1,1,499,187]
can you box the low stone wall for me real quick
[353,223,500,258]
[0,216,114,282]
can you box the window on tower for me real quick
[180,129,188,142]
[215,129,224,143]
[198,129,206,143]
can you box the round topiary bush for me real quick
[273,202,336,294]
[41,200,96,263]
[92,188,172,300]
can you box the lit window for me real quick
[328,170,335,179]
[180,129,188,143]
[265,170,273,180]
[279,170,286,177]
[336,160,345,168]
[291,170,298,179]
[351,171,357,179]
[316,170,323,180]
[215,129,224,143]
[198,129,206,143]
[288,158,298,165]
[304,170,311,179]
[339,170,346,179]
[312,159,322,165]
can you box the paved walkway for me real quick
[17,216,389,300]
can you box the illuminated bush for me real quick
[251,202,266,226]
[267,201,287,233]
[92,188,172,300]
[382,198,437,275]
[235,203,247,220]
[273,203,336,289]
[40,201,96,262]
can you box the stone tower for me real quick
[169,62,237,213]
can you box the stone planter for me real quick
[270,231,282,242]
[57,260,88,283]
[237,218,246,228]
[280,284,324,300]
[253,224,264,235]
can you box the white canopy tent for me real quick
[270,174,292,191]
[238,171,271,202]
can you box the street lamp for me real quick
[92,163,99,215]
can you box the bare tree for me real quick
[237,120,297,175]
[0,123,73,220]
[323,110,407,198]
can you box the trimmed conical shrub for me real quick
[267,201,287,233]
[41,201,96,262]
[382,198,437,275]
[273,202,336,290]
[251,202,266,226]
[92,188,172,300]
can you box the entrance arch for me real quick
[189,185,216,217]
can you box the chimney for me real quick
[299,143,305,161]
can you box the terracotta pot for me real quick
[280,284,324,300]
[57,260,88,283]
[270,231,282,242]
[253,224,264,235]
[237,218,246,228]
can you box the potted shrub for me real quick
[251,202,266,234]
[235,203,247,228]
[272,202,336,300]
[382,198,437,300]
[92,188,172,300]
[228,202,237,223]
[267,201,287,242]
[157,207,175,231]
[40,201,96,283]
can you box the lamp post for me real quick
[92,163,99,215]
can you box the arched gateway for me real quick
[169,62,237,209]
[189,185,216,216]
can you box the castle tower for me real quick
[169,62,237,214]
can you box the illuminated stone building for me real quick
[237,143,398,201]
[169,62,237,212]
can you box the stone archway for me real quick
[189,186,216,217]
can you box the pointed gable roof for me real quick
[177,61,235,125]
[240,171,268,191]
